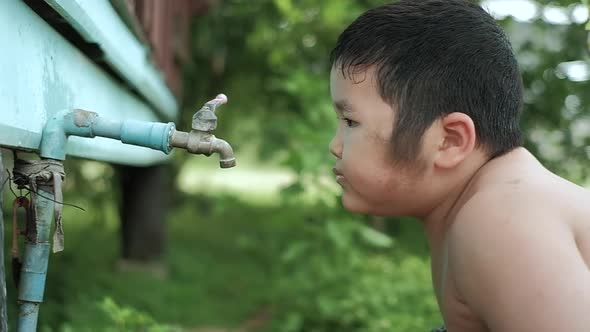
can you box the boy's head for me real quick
[329,0,523,216]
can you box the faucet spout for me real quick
[169,92,236,168]
[169,130,236,168]
[211,137,236,168]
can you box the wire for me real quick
[24,185,86,212]
[2,168,85,211]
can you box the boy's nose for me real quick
[329,134,342,159]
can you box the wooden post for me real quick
[119,163,170,262]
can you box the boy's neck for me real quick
[420,151,491,253]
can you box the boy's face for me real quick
[329,66,433,216]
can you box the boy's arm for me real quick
[450,198,590,332]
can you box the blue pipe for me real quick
[20,109,175,331]
[40,110,175,160]
[17,185,53,332]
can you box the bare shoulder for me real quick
[447,182,574,278]
[448,146,590,251]
[448,149,590,253]
[445,169,590,331]
[463,147,590,220]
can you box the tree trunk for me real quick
[118,163,170,262]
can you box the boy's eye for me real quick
[344,118,358,128]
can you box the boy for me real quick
[328,1,590,331]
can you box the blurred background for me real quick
[3,0,590,331]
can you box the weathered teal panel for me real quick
[43,0,178,121]
[0,152,7,332]
[0,1,172,166]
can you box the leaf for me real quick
[359,226,394,248]
[325,220,351,249]
[281,242,310,263]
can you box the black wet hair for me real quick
[330,0,523,161]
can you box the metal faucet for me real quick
[168,94,236,168]
[39,94,236,168]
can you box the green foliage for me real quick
[52,297,179,332]
[180,0,590,330]
[96,297,178,332]
[1,182,437,331]
[503,15,590,183]
[39,297,179,332]
[185,0,590,185]
[269,217,439,332]
[184,0,373,179]
[3,1,589,331]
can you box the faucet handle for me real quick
[204,94,228,113]
[192,93,228,132]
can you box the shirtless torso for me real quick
[431,148,590,332]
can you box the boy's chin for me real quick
[341,194,404,217]
[341,195,371,215]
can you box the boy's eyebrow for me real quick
[334,100,355,114]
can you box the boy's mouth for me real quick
[332,167,345,183]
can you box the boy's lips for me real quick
[332,167,345,183]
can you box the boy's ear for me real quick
[434,112,477,169]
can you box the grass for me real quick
[3,191,287,331]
